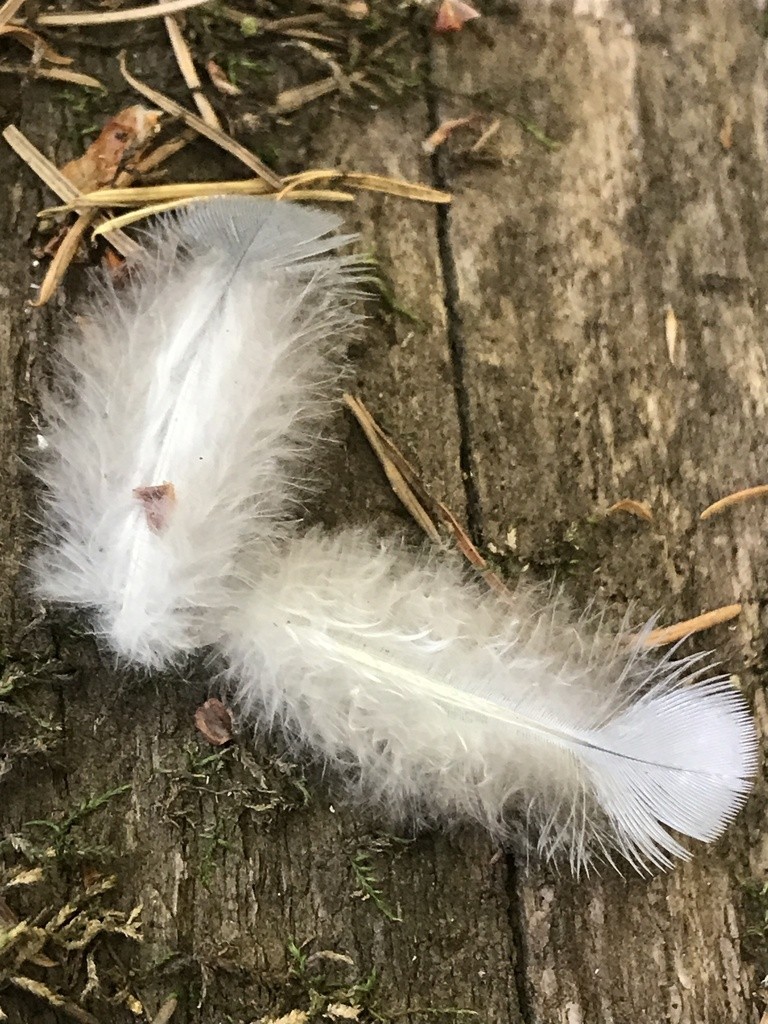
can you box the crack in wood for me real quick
[425,44,486,550]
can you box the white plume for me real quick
[221,528,758,873]
[33,198,360,668]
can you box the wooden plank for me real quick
[0,29,520,1024]
[432,3,767,1022]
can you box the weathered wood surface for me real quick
[1,2,767,1023]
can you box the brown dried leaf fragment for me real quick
[261,1013,309,1024]
[194,698,234,746]
[133,482,176,533]
[700,484,768,520]
[60,105,161,191]
[604,499,653,522]
[102,247,127,279]
[326,1006,361,1021]
[206,58,242,96]
[2,124,139,262]
[8,976,99,1024]
[434,0,481,33]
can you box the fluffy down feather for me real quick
[222,528,758,873]
[34,198,360,668]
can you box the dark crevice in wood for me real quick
[425,37,528,1024]
[505,855,535,1024]
[424,46,485,548]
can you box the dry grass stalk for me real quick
[700,484,768,521]
[0,24,73,64]
[34,0,212,26]
[91,188,355,235]
[42,171,450,214]
[8,976,99,1024]
[2,124,139,258]
[163,12,222,129]
[470,118,501,153]
[31,212,95,306]
[0,64,103,88]
[642,604,742,648]
[0,0,25,30]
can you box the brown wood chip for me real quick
[133,482,177,533]
[194,698,233,746]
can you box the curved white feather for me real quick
[221,529,758,873]
[34,198,360,667]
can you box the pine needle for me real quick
[34,0,212,26]
[2,124,138,257]
[604,499,653,522]
[0,0,26,30]
[700,484,768,521]
[91,189,354,235]
[0,65,104,89]
[40,171,451,215]
[119,52,281,188]
[163,12,222,129]
[641,604,742,648]
[0,25,73,64]
[343,393,511,598]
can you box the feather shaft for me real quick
[34,197,360,667]
[222,528,758,873]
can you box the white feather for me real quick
[221,528,758,873]
[33,198,360,668]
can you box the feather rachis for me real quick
[34,198,362,668]
[222,528,758,873]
